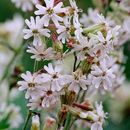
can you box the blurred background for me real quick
[0,0,130,130]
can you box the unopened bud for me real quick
[43,117,56,130]
[83,23,106,36]
[80,59,91,75]
[52,33,63,53]
[31,115,40,130]
[58,105,69,126]
[61,87,76,105]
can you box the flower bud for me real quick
[43,117,56,130]
[31,115,40,130]
[52,33,63,53]
[82,23,106,36]
[80,59,91,75]
[61,87,76,105]
[58,105,69,126]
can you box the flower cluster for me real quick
[14,0,128,130]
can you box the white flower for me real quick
[95,102,107,122]
[80,8,99,27]
[18,71,43,99]
[91,102,107,130]
[0,15,24,48]
[69,0,81,14]
[32,0,40,4]
[57,16,71,43]
[7,104,23,129]
[73,13,83,40]
[27,45,54,61]
[86,57,117,91]
[68,70,88,93]
[35,0,67,27]
[23,16,50,46]
[120,0,130,12]
[27,97,42,110]
[31,115,40,130]
[41,85,59,108]
[42,63,70,91]
[91,122,103,130]
[11,0,34,12]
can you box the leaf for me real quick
[0,113,10,130]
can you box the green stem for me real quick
[64,112,72,130]
[0,41,26,84]
[73,52,77,72]
[104,0,113,17]
[0,39,16,52]
[22,110,32,130]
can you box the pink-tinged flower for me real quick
[27,44,54,61]
[56,16,71,43]
[67,70,88,93]
[41,85,59,108]
[23,16,50,46]
[35,0,67,27]
[27,97,42,110]
[18,71,43,99]
[42,63,71,91]
[91,102,107,130]
[11,0,34,12]
[86,57,117,91]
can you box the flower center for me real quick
[52,74,58,79]
[32,29,39,34]
[47,90,53,96]
[28,83,35,88]
[47,8,54,15]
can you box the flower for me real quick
[56,16,71,43]
[69,0,82,14]
[35,0,67,27]
[86,57,117,91]
[27,97,42,110]
[18,71,43,99]
[27,44,54,61]
[7,104,23,129]
[31,115,40,130]
[68,69,88,93]
[80,8,99,27]
[91,102,107,130]
[42,63,70,91]
[23,16,50,46]
[11,0,34,11]
[41,85,59,108]
[91,122,103,130]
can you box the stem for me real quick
[104,0,113,17]
[0,41,26,84]
[64,112,72,130]
[22,110,32,130]
[33,60,39,73]
[73,52,77,72]
[0,39,16,52]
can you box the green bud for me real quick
[80,59,91,75]
[82,23,105,36]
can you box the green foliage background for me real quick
[0,0,130,130]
